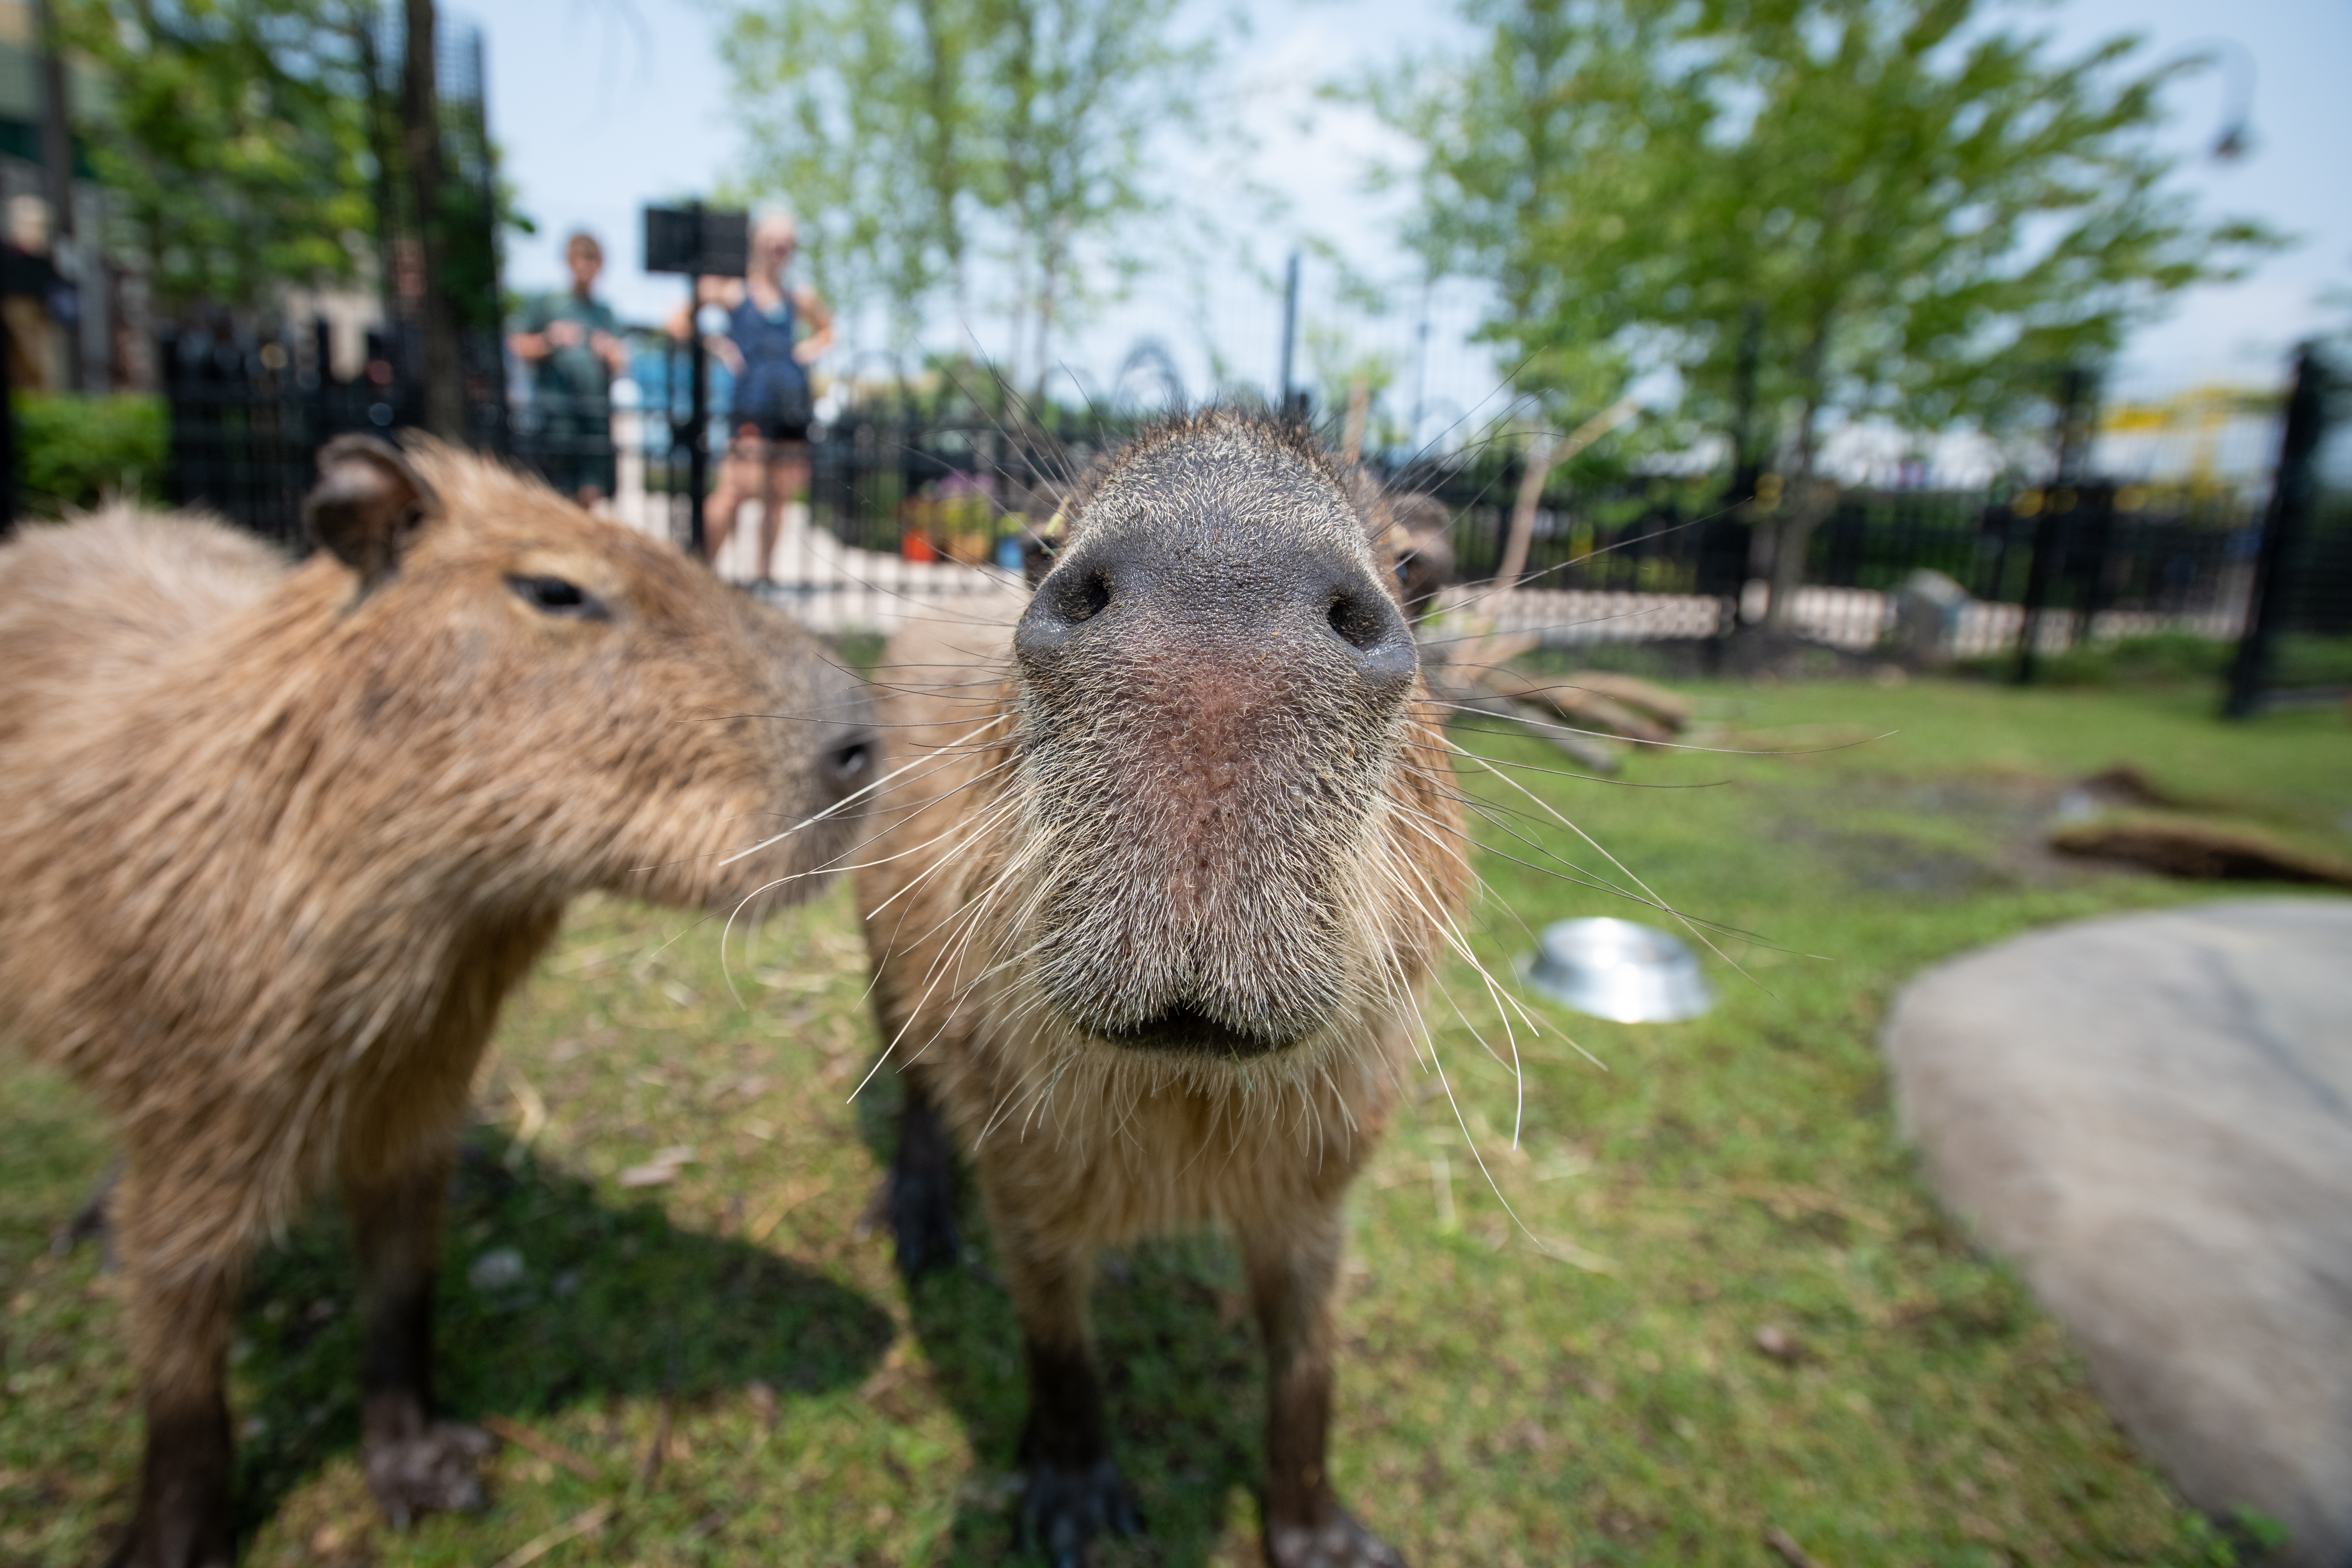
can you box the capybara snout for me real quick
[1011,414,1426,1056]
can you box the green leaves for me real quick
[1375,0,2286,455]
[718,0,1215,375]
[61,0,378,315]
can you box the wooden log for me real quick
[1563,671,1692,730]
[1424,668,1623,774]
[1471,665,1674,747]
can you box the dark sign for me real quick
[643,206,750,277]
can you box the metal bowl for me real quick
[1518,917,1712,1023]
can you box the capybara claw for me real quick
[364,1420,494,1528]
[1265,1509,1408,1568]
[1018,1457,1144,1565]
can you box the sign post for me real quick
[644,203,749,560]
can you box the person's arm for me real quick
[588,305,631,375]
[791,285,836,365]
[509,301,554,362]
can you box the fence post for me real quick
[2225,344,2329,719]
[2016,367,2097,684]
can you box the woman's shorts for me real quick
[731,417,811,447]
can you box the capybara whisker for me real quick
[0,437,873,1566]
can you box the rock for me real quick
[1892,568,1969,666]
[1883,898,2352,1565]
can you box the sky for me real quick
[475,0,2352,443]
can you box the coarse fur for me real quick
[857,409,1470,1567]
[0,439,871,1568]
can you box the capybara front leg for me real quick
[888,1077,962,1280]
[1244,1217,1404,1568]
[110,1186,241,1568]
[345,1146,491,1528]
[995,1232,1141,1566]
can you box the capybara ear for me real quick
[303,436,438,592]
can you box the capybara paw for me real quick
[104,1510,232,1568]
[364,1420,494,1529]
[1018,1457,1143,1567]
[1265,1508,1408,1568]
[888,1165,962,1280]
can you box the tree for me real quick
[61,0,378,316]
[720,0,1216,398]
[719,0,980,342]
[1372,0,2282,623]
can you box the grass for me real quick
[4,677,2348,1567]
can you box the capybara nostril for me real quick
[1325,581,1417,687]
[826,729,876,789]
[1013,564,1114,661]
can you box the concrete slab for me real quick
[1883,898,2352,1565]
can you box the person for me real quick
[1,195,71,393]
[509,231,630,506]
[665,210,835,581]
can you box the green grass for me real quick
[5,680,2347,1566]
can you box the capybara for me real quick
[0,437,873,1568]
[857,410,1470,1567]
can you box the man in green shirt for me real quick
[510,231,630,505]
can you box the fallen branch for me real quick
[489,1501,616,1568]
[1765,1526,1828,1568]
[1434,684,1623,775]
[1472,666,1672,746]
[479,1414,600,1481]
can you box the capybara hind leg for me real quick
[111,1229,240,1568]
[995,1236,1141,1565]
[346,1146,491,1528]
[887,1080,961,1279]
[1244,1217,1405,1568]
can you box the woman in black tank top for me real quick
[665,212,836,582]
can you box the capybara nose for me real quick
[824,724,876,792]
[1017,526,1418,697]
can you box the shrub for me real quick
[12,392,167,514]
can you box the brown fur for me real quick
[0,440,870,1565]
[857,410,1469,1566]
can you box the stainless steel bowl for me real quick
[1519,917,1712,1023]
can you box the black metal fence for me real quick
[2227,347,2352,713]
[156,325,2348,701]
[1375,448,2262,625]
[160,323,506,548]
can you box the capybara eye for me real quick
[507,575,611,621]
